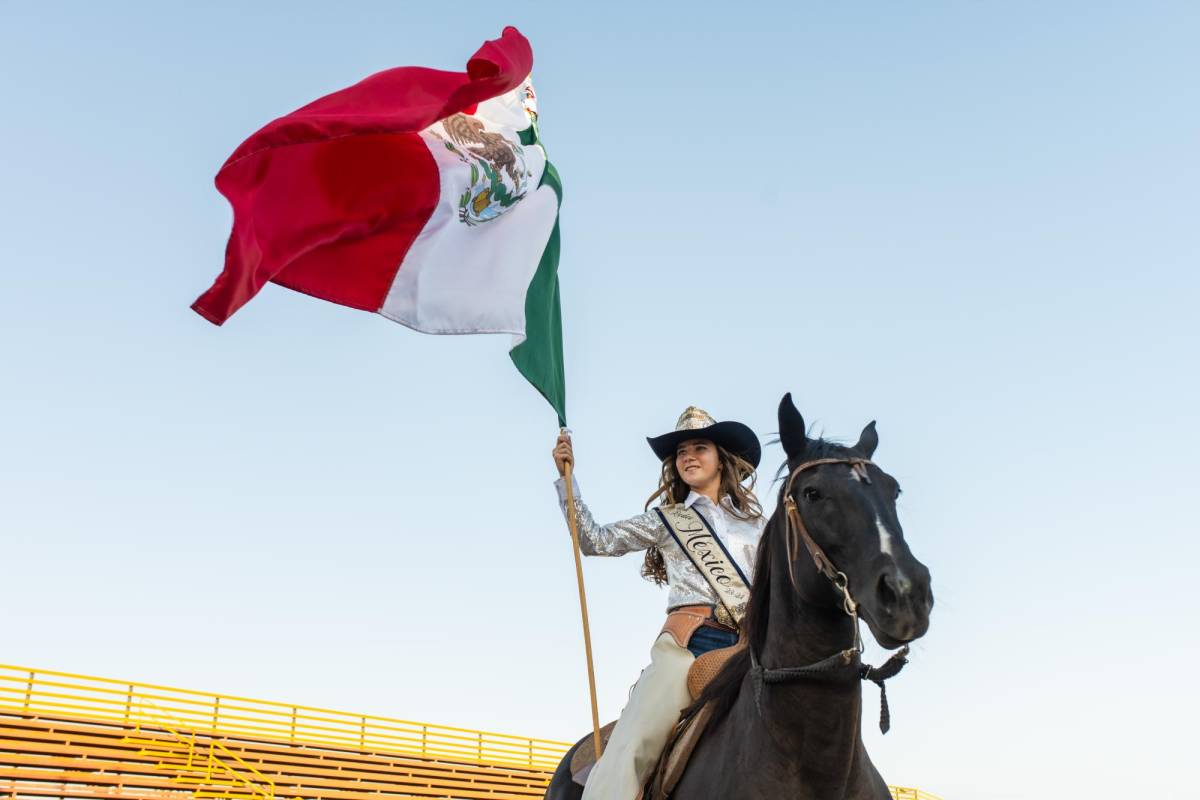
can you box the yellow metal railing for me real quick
[890,788,944,800]
[0,663,943,798]
[123,702,276,800]
[0,664,570,771]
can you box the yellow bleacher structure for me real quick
[0,664,941,800]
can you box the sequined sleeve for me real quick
[553,476,668,557]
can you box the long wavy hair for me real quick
[640,443,762,586]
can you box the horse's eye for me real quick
[803,487,822,502]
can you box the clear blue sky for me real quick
[2,3,1197,798]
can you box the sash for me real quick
[655,505,752,626]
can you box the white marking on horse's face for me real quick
[848,466,862,482]
[876,515,895,557]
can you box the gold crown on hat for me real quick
[675,406,716,431]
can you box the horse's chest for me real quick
[672,708,882,800]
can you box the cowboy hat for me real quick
[646,406,761,468]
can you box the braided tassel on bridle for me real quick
[859,645,909,734]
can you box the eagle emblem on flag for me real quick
[433,114,533,226]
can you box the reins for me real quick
[747,456,910,734]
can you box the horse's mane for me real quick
[688,437,854,725]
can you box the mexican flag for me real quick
[191,27,566,425]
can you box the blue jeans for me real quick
[687,625,738,657]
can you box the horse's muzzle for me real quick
[866,565,933,646]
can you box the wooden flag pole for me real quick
[560,430,603,761]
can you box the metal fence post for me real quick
[23,672,33,710]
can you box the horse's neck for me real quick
[760,557,857,665]
[749,540,868,783]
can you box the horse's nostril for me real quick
[877,573,898,611]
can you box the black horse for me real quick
[546,394,933,799]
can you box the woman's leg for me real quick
[581,633,694,800]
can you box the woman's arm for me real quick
[554,476,667,556]
[552,431,666,556]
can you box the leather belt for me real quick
[672,604,738,633]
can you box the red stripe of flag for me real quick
[192,27,534,325]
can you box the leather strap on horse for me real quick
[782,457,872,597]
[749,646,859,714]
[749,643,910,735]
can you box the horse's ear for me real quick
[855,421,879,458]
[778,393,808,461]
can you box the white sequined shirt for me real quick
[554,476,766,611]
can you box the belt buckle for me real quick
[714,604,735,628]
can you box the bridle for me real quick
[747,456,911,734]
[782,457,875,629]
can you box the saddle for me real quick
[569,721,617,786]
[570,641,744,793]
[686,641,741,700]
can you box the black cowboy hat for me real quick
[646,406,761,469]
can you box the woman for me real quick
[552,406,765,799]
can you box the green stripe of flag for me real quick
[510,159,566,427]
